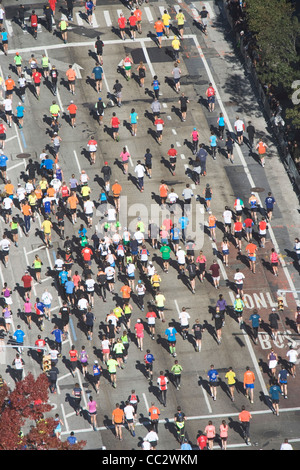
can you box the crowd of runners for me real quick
[0,0,298,451]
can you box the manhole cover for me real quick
[251,187,265,193]
[16,153,31,159]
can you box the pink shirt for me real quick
[88,400,97,413]
[24,301,32,313]
[120,151,130,162]
[135,322,144,337]
[205,425,215,439]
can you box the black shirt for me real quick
[95,39,104,53]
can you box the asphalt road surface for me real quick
[0,0,300,452]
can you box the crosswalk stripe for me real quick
[103,10,112,27]
[144,6,154,23]
[76,12,84,26]
[91,13,98,28]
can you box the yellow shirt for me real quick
[176,12,185,25]
[172,38,180,50]
[162,13,171,26]
[42,220,52,233]
[225,371,236,385]
[81,186,91,197]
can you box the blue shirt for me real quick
[152,80,159,90]
[130,112,138,124]
[67,436,77,445]
[269,384,281,400]
[92,66,103,80]
[52,328,63,343]
[210,135,217,147]
[1,31,8,41]
[13,329,25,343]
[145,353,155,364]
[44,201,51,213]
[59,270,68,285]
[165,327,177,342]
[0,154,8,167]
[218,116,225,127]
[16,105,25,117]
[207,369,218,382]
[265,196,275,209]
[36,302,45,314]
[181,443,192,450]
[65,280,74,294]
[178,217,189,229]
[249,313,260,328]
[41,158,54,170]
[171,227,180,240]
[93,365,102,376]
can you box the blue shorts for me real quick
[249,256,256,262]
[246,383,254,389]
[157,32,163,37]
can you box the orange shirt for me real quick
[112,183,122,197]
[243,370,255,386]
[149,406,160,420]
[5,79,15,91]
[134,9,142,21]
[112,408,124,424]
[68,194,79,209]
[154,20,164,32]
[120,285,131,299]
[66,68,76,81]
[160,184,168,197]
[22,204,32,216]
[246,243,257,257]
[234,221,243,232]
[4,183,14,195]
[239,410,252,422]
[67,103,77,114]
[47,187,56,198]
[35,188,43,200]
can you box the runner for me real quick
[122,54,133,80]
[162,9,171,38]
[58,16,68,43]
[118,12,126,40]
[225,366,236,402]
[256,139,268,167]
[239,405,252,445]
[234,116,246,145]
[66,64,76,95]
[175,9,185,39]
[92,62,103,93]
[243,366,255,403]
[154,17,164,48]
[111,112,121,141]
[200,6,210,36]
[67,100,77,128]
[206,82,216,112]
[87,136,97,165]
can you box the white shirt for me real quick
[84,200,94,214]
[177,249,186,264]
[134,231,144,244]
[287,349,298,363]
[55,259,64,271]
[234,119,244,132]
[124,404,135,420]
[105,266,115,280]
[0,239,10,251]
[3,197,13,210]
[179,311,190,326]
[280,442,293,450]
[4,98,12,112]
[145,430,159,442]
[42,291,53,305]
[86,279,95,292]
[134,164,145,178]
[17,186,26,202]
[107,207,116,222]
[234,272,245,284]
[168,192,179,204]
[223,210,232,224]
[78,298,89,310]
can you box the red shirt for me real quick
[118,16,126,29]
[31,14,38,26]
[61,186,70,198]
[33,71,42,84]
[167,148,177,157]
[197,435,208,450]
[234,221,243,232]
[128,15,137,26]
[111,116,120,128]
[82,247,93,261]
[206,86,215,97]
[22,274,33,288]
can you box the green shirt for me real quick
[107,359,118,373]
[113,343,124,355]
[160,245,171,260]
[171,364,183,375]
[14,55,22,66]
